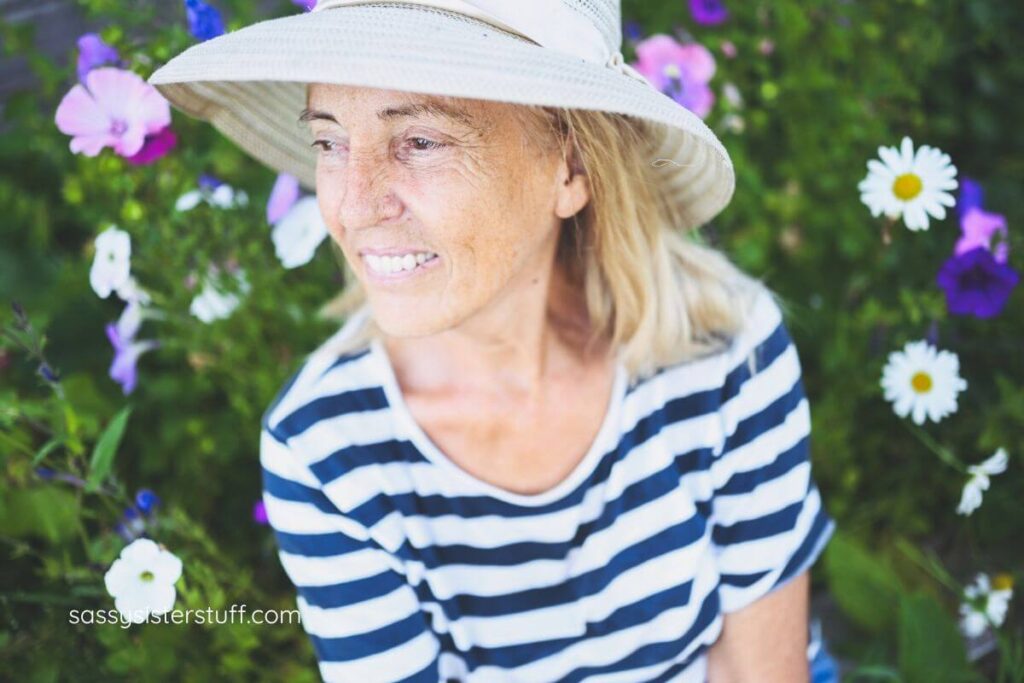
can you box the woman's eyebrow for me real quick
[297,102,476,127]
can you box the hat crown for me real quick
[313,0,623,66]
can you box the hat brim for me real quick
[148,4,734,228]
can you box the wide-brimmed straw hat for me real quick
[147,0,735,228]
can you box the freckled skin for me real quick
[306,84,611,498]
[307,84,583,344]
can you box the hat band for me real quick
[312,0,612,67]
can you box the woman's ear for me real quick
[555,132,590,219]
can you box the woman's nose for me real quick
[336,148,402,230]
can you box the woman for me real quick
[149,1,838,681]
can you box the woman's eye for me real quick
[310,140,339,154]
[408,137,445,151]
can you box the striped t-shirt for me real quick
[260,288,836,682]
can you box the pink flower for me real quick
[54,67,171,159]
[632,35,716,119]
[956,208,1009,264]
[720,40,737,59]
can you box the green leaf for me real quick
[0,487,80,544]
[898,592,974,683]
[30,436,63,466]
[87,405,132,489]
[823,531,903,633]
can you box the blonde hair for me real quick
[315,104,772,385]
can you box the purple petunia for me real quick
[76,33,122,83]
[958,176,984,222]
[936,247,1019,319]
[689,0,729,26]
[184,0,225,41]
[292,0,317,11]
[252,500,269,525]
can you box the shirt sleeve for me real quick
[708,291,836,614]
[260,425,443,683]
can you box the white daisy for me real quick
[89,225,131,299]
[104,537,183,624]
[880,339,967,425]
[858,136,958,231]
[959,573,1014,638]
[957,448,1009,516]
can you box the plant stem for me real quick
[904,422,965,473]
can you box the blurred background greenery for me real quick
[1,0,1021,680]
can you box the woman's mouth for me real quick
[362,251,440,282]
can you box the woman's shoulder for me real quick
[636,282,791,391]
[723,283,795,374]
[260,308,381,445]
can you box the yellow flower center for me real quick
[910,371,932,394]
[139,570,155,582]
[993,573,1014,591]
[893,173,923,201]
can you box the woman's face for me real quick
[303,83,589,337]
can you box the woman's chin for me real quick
[369,305,451,339]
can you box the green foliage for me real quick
[1,0,1021,680]
[898,592,975,683]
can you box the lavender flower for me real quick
[76,33,122,83]
[105,300,161,395]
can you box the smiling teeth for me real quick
[365,252,438,275]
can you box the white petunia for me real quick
[957,448,1009,516]
[880,340,967,425]
[175,184,249,212]
[114,275,152,306]
[270,195,328,269]
[174,189,204,212]
[959,573,1013,638]
[858,136,958,231]
[208,184,249,209]
[89,226,132,299]
[103,537,183,624]
[189,267,250,323]
[115,297,144,341]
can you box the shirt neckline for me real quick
[369,336,628,507]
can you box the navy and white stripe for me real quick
[260,288,836,682]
